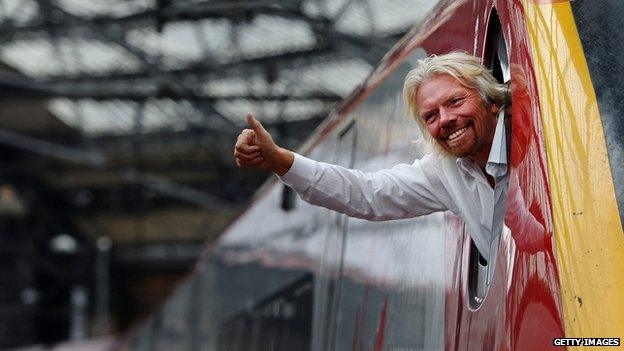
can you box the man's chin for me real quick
[441,145,473,158]
[452,150,474,158]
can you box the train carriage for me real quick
[121,0,624,350]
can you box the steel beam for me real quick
[38,46,341,84]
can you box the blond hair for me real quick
[403,52,508,147]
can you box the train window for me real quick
[467,8,510,309]
[468,241,489,309]
[484,9,510,84]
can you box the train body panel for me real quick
[122,0,624,350]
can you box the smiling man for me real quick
[234,52,509,260]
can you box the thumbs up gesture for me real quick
[234,113,294,176]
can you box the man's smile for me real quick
[446,125,470,140]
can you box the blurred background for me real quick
[0,0,433,349]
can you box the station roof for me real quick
[0,0,437,136]
[0,0,443,248]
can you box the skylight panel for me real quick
[368,0,438,35]
[296,58,372,96]
[125,19,233,65]
[214,100,331,124]
[157,22,208,67]
[56,0,153,18]
[49,98,138,135]
[1,38,142,77]
[334,2,376,36]
[0,0,39,24]
[200,76,270,97]
[238,15,316,59]
[301,0,349,19]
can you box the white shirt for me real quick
[280,111,509,260]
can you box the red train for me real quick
[121,0,624,350]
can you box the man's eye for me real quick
[449,97,464,106]
[423,112,437,124]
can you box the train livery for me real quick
[121,0,624,350]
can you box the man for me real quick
[234,52,509,261]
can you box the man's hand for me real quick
[234,113,294,176]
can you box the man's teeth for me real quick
[448,127,469,140]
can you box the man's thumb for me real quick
[247,113,267,135]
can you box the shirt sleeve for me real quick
[279,152,450,221]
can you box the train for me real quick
[119,0,624,350]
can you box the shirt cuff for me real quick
[279,153,317,192]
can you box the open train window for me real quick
[484,9,510,84]
[468,8,510,310]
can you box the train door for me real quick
[311,120,357,351]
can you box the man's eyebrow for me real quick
[445,91,469,102]
[419,90,471,117]
[420,107,436,117]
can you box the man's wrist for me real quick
[271,148,294,176]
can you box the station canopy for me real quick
[0,0,436,137]
[0,0,442,224]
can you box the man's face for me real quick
[415,74,498,163]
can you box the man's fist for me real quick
[234,113,294,176]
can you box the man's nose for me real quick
[439,107,457,127]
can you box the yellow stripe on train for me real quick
[523,0,624,340]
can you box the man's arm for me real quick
[282,153,450,220]
[234,114,450,220]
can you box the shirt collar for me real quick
[485,108,508,179]
[455,108,509,179]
